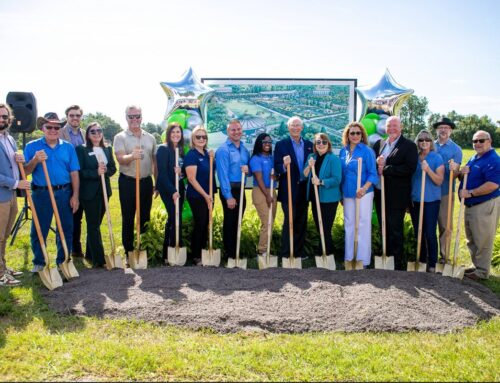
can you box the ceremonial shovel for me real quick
[345,158,364,270]
[167,147,187,266]
[19,163,63,290]
[436,160,455,275]
[374,174,395,270]
[42,160,79,280]
[227,171,247,269]
[407,168,427,272]
[128,148,147,269]
[258,169,278,269]
[311,165,336,270]
[447,171,467,280]
[202,150,221,267]
[282,162,302,269]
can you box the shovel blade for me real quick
[128,250,147,269]
[345,260,364,270]
[374,255,395,270]
[315,255,336,270]
[202,248,221,267]
[435,263,444,274]
[226,258,247,269]
[282,257,302,269]
[452,265,465,280]
[38,267,63,290]
[407,261,427,272]
[60,259,79,280]
[104,254,114,270]
[167,246,187,266]
[113,254,124,269]
[258,253,278,269]
[442,263,454,277]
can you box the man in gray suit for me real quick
[0,103,31,286]
[59,105,86,258]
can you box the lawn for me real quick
[0,148,499,381]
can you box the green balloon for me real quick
[365,113,380,121]
[167,113,187,130]
[361,117,377,135]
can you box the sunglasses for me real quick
[68,114,81,118]
[195,135,207,140]
[0,115,9,120]
[472,138,488,144]
[315,140,328,145]
[127,114,142,120]
[262,140,272,144]
[418,138,432,142]
[89,129,103,135]
[349,131,362,136]
[45,125,61,131]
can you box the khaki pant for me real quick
[464,196,500,278]
[438,193,455,260]
[252,187,277,254]
[0,195,18,276]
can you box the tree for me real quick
[399,95,430,139]
[81,112,122,143]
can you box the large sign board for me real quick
[201,78,357,152]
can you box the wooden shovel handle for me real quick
[100,167,115,254]
[286,162,294,259]
[353,158,362,261]
[444,160,455,262]
[208,151,214,250]
[18,163,51,266]
[452,172,468,266]
[381,174,386,257]
[235,171,245,261]
[135,154,140,250]
[311,165,326,256]
[416,169,426,263]
[266,169,274,256]
[41,160,70,262]
[175,147,180,249]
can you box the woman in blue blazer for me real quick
[303,133,342,255]
[156,123,185,264]
[76,122,116,267]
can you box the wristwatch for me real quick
[469,190,474,197]
[320,179,324,186]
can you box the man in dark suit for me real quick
[274,116,313,260]
[373,116,418,270]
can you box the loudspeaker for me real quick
[6,92,37,134]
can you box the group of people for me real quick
[0,102,498,287]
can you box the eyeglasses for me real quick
[349,131,362,136]
[315,140,328,145]
[0,115,9,120]
[89,129,103,135]
[68,114,81,118]
[472,138,488,144]
[195,135,207,140]
[127,114,142,120]
[45,125,61,131]
[418,138,432,142]
[262,140,272,144]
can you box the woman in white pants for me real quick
[339,122,379,268]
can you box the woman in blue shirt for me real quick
[156,123,185,264]
[249,133,276,256]
[184,125,217,265]
[339,122,378,268]
[303,133,342,256]
[410,129,444,272]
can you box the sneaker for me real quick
[0,273,21,286]
[465,267,476,274]
[6,267,23,277]
[465,272,487,281]
[31,264,45,273]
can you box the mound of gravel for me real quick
[42,267,500,333]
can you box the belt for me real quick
[230,182,242,188]
[119,173,151,181]
[32,183,71,191]
[466,200,486,208]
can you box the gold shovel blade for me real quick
[202,248,221,267]
[315,255,336,270]
[38,267,61,290]
[345,260,363,270]
[127,250,137,269]
[442,263,454,277]
[258,253,278,269]
[113,254,124,269]
[407,261,427,272]
[104,254,115,270]
[136,250,148,269]
[167,246,187,266]
[374,255,395,270]
[435,263,445,274]
[60,259,79,280]
[282,257,302,269]
[452,265,465,280]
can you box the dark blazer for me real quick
[156,144,186,199]
[76,145,116,201]
[373,135,418,209]
[274,137,313,203]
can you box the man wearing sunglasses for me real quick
[458,130,499,281]
[24,112,80,272]
[59,105,86,259]
[113,105,157,259]
[0,103,31,286]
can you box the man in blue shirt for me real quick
[24,112,80,272]
[458,130,499,281]
[433,117,462,263]
[215,119,250,263]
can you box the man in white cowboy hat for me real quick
[433,116,462,264]
[24,112,80,272]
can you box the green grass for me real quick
[0,148,499,381]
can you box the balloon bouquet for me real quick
[355,69,414,145]
[160,67,215,219]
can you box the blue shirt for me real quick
[184,148,216,199]
[339,143,378,198]
[459,148,500,206]
[215,139,250,200]
[24,138,80,186]
[291,138,305,180]
[411,151,444,202]
[249,154,276,188]
[69,129,84,147]
[435,138,462,195]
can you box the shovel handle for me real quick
[444,160,455,262]
[353,158,362,262]
[208,151,214,250]
[311,165,326,257]
[175,147,180,249]
[135,150,141,250]
[266,169,274,258]
[381,174,387,258]
[416,168,426,267]
[99,155,115,255]
[235,170,245,261]
[286,162,294,260]
[452,172,468,268]
[41,160,70,262]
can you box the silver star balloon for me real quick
[160,67,215,121]
[355,69,414,118]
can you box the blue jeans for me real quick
[410,199,440,268]
[31,188,74,266]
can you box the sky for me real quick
[1,0,499,127]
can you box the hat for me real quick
[432,117,456,130]
[36,112,65,130]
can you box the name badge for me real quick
[89,152,96,157]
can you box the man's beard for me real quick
[0,122,8,131]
